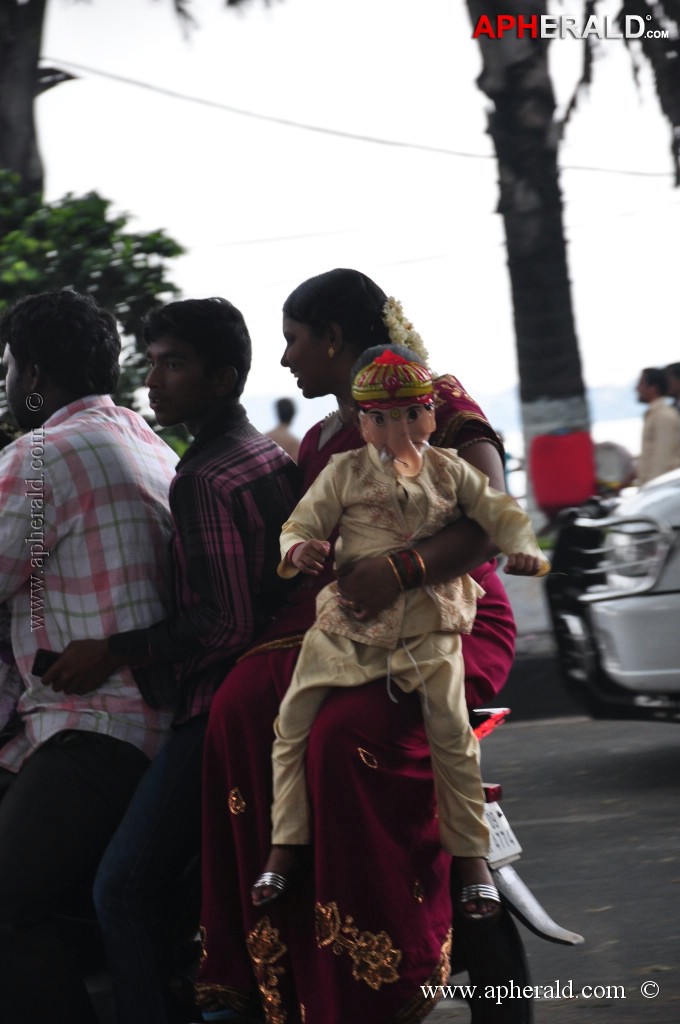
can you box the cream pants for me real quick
[271,625,489,858]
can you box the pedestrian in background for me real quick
[635,366,680,485]
[665,362,680,413]
[265,396,301,461]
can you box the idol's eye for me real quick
[371,412,385,426]
[407,406,421,422]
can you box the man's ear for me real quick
[211,365,238,397]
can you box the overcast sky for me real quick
[39,0,679,437]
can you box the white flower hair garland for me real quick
[382,297,431,365]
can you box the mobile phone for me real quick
[31,648,62,677]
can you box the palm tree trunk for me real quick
[468,0,591,520]
[0,0,48,196]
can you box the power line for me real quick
[191,224,383,249]
[43,57,489,162]
[178,190,680,251]
[45,57,674,180]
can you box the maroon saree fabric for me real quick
[196,376,516,1023]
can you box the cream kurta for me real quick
[272,444,547,857]
[637,398,680,485]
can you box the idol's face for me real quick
[358,401,436,477]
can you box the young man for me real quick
[635,366,680,485]
[46,297,300,1024]
[0,289,178,1024]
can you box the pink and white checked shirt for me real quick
[0,395,177,771]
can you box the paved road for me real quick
[430,714,680,1023]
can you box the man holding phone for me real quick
[0,290,178,1024]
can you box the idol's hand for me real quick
[290,539,331,575]
[504,552,550,577]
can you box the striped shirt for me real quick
[0,395,178,771]
[110,405,301,719]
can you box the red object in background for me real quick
[529,430,597,517]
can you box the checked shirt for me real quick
[0,395,177,770]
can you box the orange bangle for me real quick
[384,555,405,591]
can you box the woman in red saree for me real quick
[196,270,516,1024]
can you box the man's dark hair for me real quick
[0,289,121,396]
[275,397,296,425]
[143,297,252,397]
[665,362,680,381]
[641,367,668,395]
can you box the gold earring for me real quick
[328,346,335,359]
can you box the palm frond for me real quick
[619,0,680,184]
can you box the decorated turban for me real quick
[351,348,434,410]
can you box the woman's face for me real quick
[281,316,335,399]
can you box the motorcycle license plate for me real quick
[485,801,522,868]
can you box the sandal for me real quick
[251,844,307,907]
[460,882,501,921]
[251,871,287,907]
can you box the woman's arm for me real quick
[336,440,505,620]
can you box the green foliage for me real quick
[0,170,184,410]
[0,170,184,338]
[158,425,192,458]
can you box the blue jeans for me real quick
[93,714,208,1024]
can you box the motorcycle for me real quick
[62,708,583,1024]
[447,708,584,1023]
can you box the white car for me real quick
[546,468,680,721]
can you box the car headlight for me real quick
[609,529,661,576]
[604,522,672,592]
